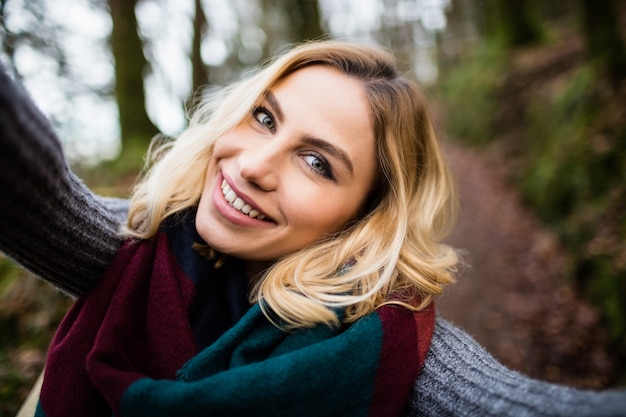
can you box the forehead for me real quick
[269,65,374,144]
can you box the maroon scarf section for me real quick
[38,224,436,417]
[369,303,435,417]
[39,234,198,417]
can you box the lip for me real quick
[212,172,275,227]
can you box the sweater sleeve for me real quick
[0,64,126,297]
[407,317,626,417]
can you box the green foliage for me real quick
[0,258,20,292]
[0,367,27,417]
[579,0,626,87]
[520,65,626,351]
[436,43,506,145]
[521,67,598,220]
[502,0,546,47]
[438,31,626,377]
[75,136,146,197]
[0,265,74,416]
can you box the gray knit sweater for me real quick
[1,66,624,417]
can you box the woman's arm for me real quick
[408,318,626,417]
[0,65,126,297]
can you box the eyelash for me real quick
[252,106,276,133]
[302,153,334,180]
[251,106,335,180]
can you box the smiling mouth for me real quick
[221,179,269,221]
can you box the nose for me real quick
[238,141,282,191]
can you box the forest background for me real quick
[0,0,625,415]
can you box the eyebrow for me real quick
[302,136,354,176]
[264,90,354,176]
[264,91,284,123]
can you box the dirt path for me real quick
[436,142,616,389]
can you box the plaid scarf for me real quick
[36,210,434,417]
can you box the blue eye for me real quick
[302,154,334,179]
[253,107,276,132]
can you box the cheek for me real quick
[209,138,227,162]
[201,157,218,191]
[203,135,234,180]
[286,187,363,234]
[211,130,241,158]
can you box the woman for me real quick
[8,40,458,417]
[1,41,625,417]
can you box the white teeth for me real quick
[232,198,245,210]
[224,190,237,204]
[221,180,267,220]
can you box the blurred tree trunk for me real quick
[289,0,324,41]
[487,0,544,47]
[186,0,210,114]
[258,0,324,64]
[191,0,209,95]
[263,0,324,45]
[108,0,158,152]
[579,0,626,87]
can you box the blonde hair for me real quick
[124,41,459,329]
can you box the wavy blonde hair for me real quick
[124,41,459,329]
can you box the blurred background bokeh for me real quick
[1,0,625,414]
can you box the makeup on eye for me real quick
[250,106,336,180]
[252,89,354,181]
[252,106,276,132]
[252,91,282,133]
[301,152,334,180]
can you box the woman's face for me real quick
[196,65,377,262]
